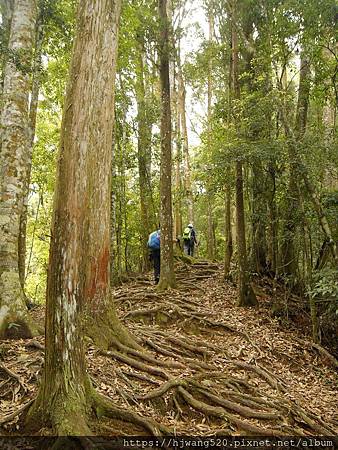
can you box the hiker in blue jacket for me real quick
[182,223,198,257]
[147,229,160,284]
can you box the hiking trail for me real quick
[0,261,337,436]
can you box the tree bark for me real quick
[27,0,139,436]
[18,13,44,292]
[0,0,39,338]
[206,1,215,260]
[178,65,193,224]
[206,193,215,260]
[173,55,182,240]
[267,161,278,275]
[235,161,257,306]
[251,162,267,274]
[135,37,156,272]
[0,0,14,97]
[158,0,176,289]
[224,179,233,278]
[230,0,257,307]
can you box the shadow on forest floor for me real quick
[0,260,337,438]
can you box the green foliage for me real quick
[310,268,338,301]
[19,0,336,319]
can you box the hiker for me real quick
[182,223,198,257]
[147,228,160,284]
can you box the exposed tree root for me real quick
[110,338,185,369]
[120,369,160,386]
[193,386,281,420]
[229,360,287,393]
[25,339,45,351]
[136,378,186,400]
[0,399,34,425]
[2,260,336,437]
[311,343,338,369]
[177,387,286,435]
[0,363,28,392]
[94,391,173,434]
[97,261,337,436]
[99,349,169,379]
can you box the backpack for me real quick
[182,227,192,242]
[148,230,160,250]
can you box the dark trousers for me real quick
[183,241,194,257]
[151,249,160,282]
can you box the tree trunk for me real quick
[178,67,193,224]
[224,179,233,278]
[135,37,155,271]
[110,128,120,287]
[206,193,215,260]
[235,162,257,306]
[251,162,267,274]
[0,0,39,338]
[230,0,257,307]
[0,0,14,96]
[158,0,176,290]
[28,0,138,435]
[173,58,182,240]
[206,2,215,259]
[114,102,128,278]
[18,14,44,292]
[295,53,311,140]
[267,161,278,275]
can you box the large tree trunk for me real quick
[0,0,39,338]
[158,0,176,290]
[235,162,257,306]
[231,0,257,307]
[26,0,142,436]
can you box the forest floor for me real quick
[0,260,337,439]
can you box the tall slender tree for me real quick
[18,5,44,291]
[0,0,39,338]
[230,0,257,307]
[135,34,156,271]
[173,56,183,239]
[224,172,233,278]
[158,0,176,289]
[206,0,215,260]
[178,60,194,224]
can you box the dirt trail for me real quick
[0,261,337,436]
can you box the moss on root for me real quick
[26,376,94,436]
[85,308,142,351]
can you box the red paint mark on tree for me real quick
[86,247,109,305]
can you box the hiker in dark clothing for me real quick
[183,223,198,257]
[148,229,160,284]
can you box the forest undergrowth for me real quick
[0,261,337,438]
